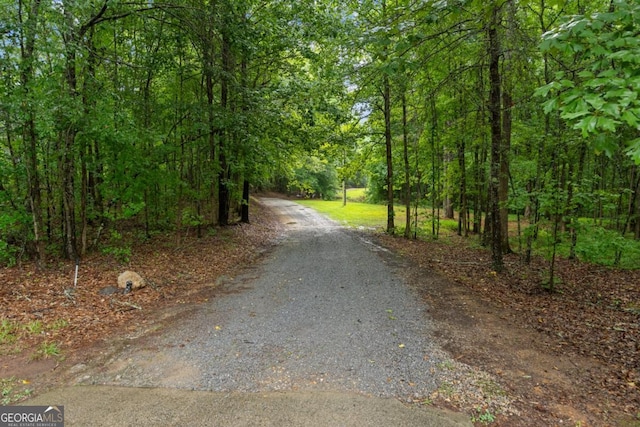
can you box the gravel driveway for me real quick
[82,198,458,402]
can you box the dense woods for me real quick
[1,0,639,273]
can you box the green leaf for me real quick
[626,138,640,165]
[577,70,595,79]
[597,69,618,79]
[597,116,618,132]
[609,49,635,62]
[542,98,559,114]
[584,94,605,110]
[601,102,620,118]
[534,82,558,98]
[562,110,590,120]
[559,79,575,88]
[621,109,639,127]
[593,134,618,158]
[574,116,598,137]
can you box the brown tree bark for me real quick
[402,93,411,238]
[458,139,468,237]
[61,2,79,260]
[19,0,46,267]
[218,27,232,226]
[443,147,455,219]
[488,5,503,272]
[384,72,395,235]
[500,89,512,254]
[59,0,110,260]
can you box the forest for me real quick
[1,0,639,276]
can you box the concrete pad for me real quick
[25,386,472,426]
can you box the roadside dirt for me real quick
[378,234,640,427]
[1,198,639,426]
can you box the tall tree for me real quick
[487,3,504,272]
[18,0,45,266]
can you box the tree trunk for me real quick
[19,0,46,267]
[500,89,512,254]
[443,146,455,219]
[635,178,640,239]
[402,92,411,238]
[218,29,232,226]
[383,73,394,234]
[61,3,79,260]
[568,144,587,259]
[488,6,503,272]
[342,180,347,206]
[430,97,440,238]
[241,180,250,223]
[458,139,468,237]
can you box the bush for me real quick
[0,240,17,267]
[574,226,640,269]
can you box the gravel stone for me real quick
[84,198,457,402]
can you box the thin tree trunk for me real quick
[569,144,587,259]
[218,29,232,226]
[402,93,411,238]
[241,180,250,223]
[430,96,440,238]
[383,73,394,234]
[500,89,512,254]
[443,147,454,219]
[622,166,640,238]
[19,0,46,267]
[499,0,518,254]
[458,139,468,237]
[61,2,79,260]
[488,5,503,272]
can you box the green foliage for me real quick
[1,377,33,405]
[101,230,132,264]
[471,407,496,424]
[527,221,640,270]
[573,225,640,269]
[0,209,29,266]
[0,0,638,281]
[101,246,132,264]
[181,208,205,228]
[23,320,43,336]
[538,0,640,163]
[49,319,69,331]
[0,320,17,345]
[439,219,459,234]
[0,240,17,267]
[32,341,62,361]
[286,155,339,200]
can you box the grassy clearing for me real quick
[296,197,459,234]
[345,187,367,202]
[296,196,640,269]
[297,199,387,228]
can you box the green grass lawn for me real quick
[296,195,459,235]
[295,195,640,269]
[344,187,367,202]
[296,199,387,229]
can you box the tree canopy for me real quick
[1,0,639,273]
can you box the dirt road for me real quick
[25,198,472,426]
